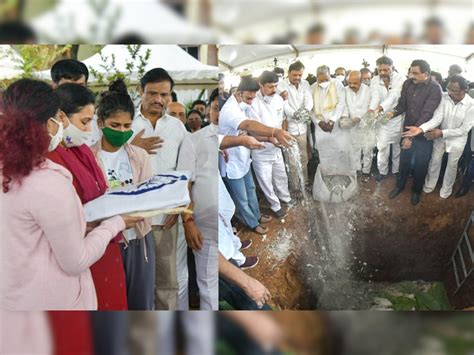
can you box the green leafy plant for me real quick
[12,44,71,78]
[89,45,151,90]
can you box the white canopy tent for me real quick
[37,45,219,85]
[31,0,217,43]
[0,45,23,80]
[219,45,474,82]
[212,0,472,44]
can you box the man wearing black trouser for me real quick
[386,59,442,205]
[456,129,474,198]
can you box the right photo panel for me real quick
[217,44,474,312]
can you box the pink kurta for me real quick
[0,159,125,310]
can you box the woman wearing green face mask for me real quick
[91,79,156,310]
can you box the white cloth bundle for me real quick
[84,172,191,222]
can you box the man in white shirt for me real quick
[403,75,474,199]
[311,65,348,178]
[130,68,189,310]
[177,91,219,310]
[252,71,291,218]
[369,56,406,182]
[342,71,372,178]
[219,76,295,235]
[278,60,313,190]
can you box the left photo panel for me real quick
[0,44,219,311]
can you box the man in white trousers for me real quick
[369,56,406,182]
[277,60,313,189]
[177,90,220,310]
[342,70,372,178]
[156,312,215,355]
[404,75,474,198]
[251,71,292,218]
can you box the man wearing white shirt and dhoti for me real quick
[403,75,474,199]
[278,60,313,190]
[252,71,292,218]
[130,68,189,310]
[342,71,372,180]
[311,65,348,179]
[369,56,406,182]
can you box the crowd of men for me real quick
[217,55,474,309]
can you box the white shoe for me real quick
[440,188,452,199]
[423,186,434,194]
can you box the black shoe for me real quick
[389,187,403,199]
[455,186,470,198]
[411,192,421,206]
[376,174,387,182]
[274,208,288,219]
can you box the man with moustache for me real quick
[403,75,474,199]
[131,68,189,310]
[252,71,292,218]
[278,60,313,190]
[369,56,406,182]
[387,59,442,205]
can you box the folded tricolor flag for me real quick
[83,172,191,222]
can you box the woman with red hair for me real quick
[0,78,142,310]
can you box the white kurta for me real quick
[422,93,474,198]
[369,72,406,175]
[311,80,351,175]
[132,109,188,174]
[131,106,189,309]
[278,78,313,135]
[177,125,219,310]
[131,108,188,226]
[250,90,291,212]
[343,84,372,172]
[369,73,405,146]
[218,94,252,179]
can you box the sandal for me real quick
[253,224,269,235]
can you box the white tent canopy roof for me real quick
[31,0,217,43]
[37,45,219,83]
[219,45,474,71]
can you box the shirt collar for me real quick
[136,103,167,122]
[257,90,273,104]
[447,93,469,106]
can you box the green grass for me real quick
[376,282,452,311]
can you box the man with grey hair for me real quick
[311,65,348,183]
[167,101,187,125]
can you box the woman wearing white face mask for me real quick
[47,83,133,310]
[0,79,142,310]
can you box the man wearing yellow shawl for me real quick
[311,65,351,181]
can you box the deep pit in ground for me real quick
[237,174,473,310]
